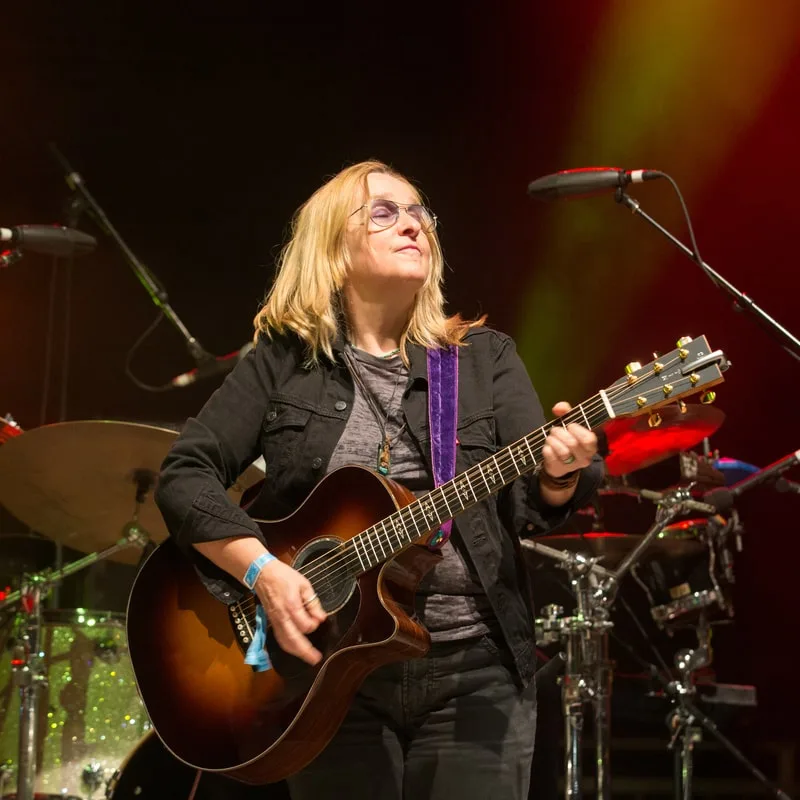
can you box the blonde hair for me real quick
[254,159,483,363]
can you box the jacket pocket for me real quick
[261,399,314,474]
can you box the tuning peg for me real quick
[647,412,662,428]
[676,336,693,347]
[700,391,716,405]
[625,362,642,385]
[678,401,687,414]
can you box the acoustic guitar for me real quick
[126,335,728,784]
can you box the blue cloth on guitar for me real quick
[244,604,271,672]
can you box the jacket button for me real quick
[266,410,277,421]
[312,457,323,470]
[334,400,347,411]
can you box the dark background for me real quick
[1,0,799,761]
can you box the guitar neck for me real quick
[343,391,613,574]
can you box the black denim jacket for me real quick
[155,325,604,686]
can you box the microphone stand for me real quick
[47,143,213,366]
[613,188,800,364]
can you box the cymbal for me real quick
[0,421,264,565]
[603,404,725,476]
[533,530,705,568]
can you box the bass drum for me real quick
[106,730,290,799]
[0,609,147,797]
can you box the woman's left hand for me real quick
[541,401,598,478]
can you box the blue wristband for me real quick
[243,552,276,590]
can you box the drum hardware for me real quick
[522,540,614,800]
[656,612,792,800]
[525,485,721,800]
[0,529,149,800]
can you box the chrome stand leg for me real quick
[13,583,46,800]
[594,634,612,800]
[563,634,584,800]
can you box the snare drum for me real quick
[0,609,148,797]
[106,730,288,799]
[633,517,735,627]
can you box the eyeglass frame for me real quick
[349,198,438,232]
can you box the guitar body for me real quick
[127,466,440,784]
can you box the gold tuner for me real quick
[653,361,664,374]
[700,391,716,405]
[625,362,642,385]
[636,396,647,408]
[648,412,662,428]
[679,400,688,414]
[676,336,693,347]
[662,384,674,396]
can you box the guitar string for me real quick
[234,356,706,621]
[234,367,695,623]
[234,353,711,618]
[246,356,687,594]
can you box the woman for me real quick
[155,159,603,799]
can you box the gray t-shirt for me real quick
[326,346,497,642]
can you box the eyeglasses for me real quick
[350,198,437,232]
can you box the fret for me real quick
[403,506,423,536]
[351,537,367,572]
[420,496,438,527]
[507,443,521,475]
[381,519,398,551]
[373,528,387,559]
[445,483,463,515]
[477,463,492,494]
[390,515,405,547]
[437,485,454,519]
[457,472,475,508]
[366,532,378,565]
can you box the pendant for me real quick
[377,437,391,475]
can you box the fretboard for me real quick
[341,391,614,574]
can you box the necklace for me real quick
[342,345,407,475]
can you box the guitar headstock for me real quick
[603,335,729,420]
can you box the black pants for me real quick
[287,634,537,800]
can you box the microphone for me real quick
[169,342,254,388]
[702,450,800,507]
[527,167,663,201]
[0,225,97,258]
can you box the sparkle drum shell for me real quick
[0,609,148,797]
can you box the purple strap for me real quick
[426,345,458,549]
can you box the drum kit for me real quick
[522,404,799,800]
[0,416,265,800]
[0,403,796,800]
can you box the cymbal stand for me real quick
[1,525,149,800]
[525,541,615,800]
[661,613,793,800]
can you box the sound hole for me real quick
[294,537,357,614]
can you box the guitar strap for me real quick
[426,345,459,549]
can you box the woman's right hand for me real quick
[254,559,328,665]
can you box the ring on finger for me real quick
[562,454,576,466]
[302,593,319,607]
